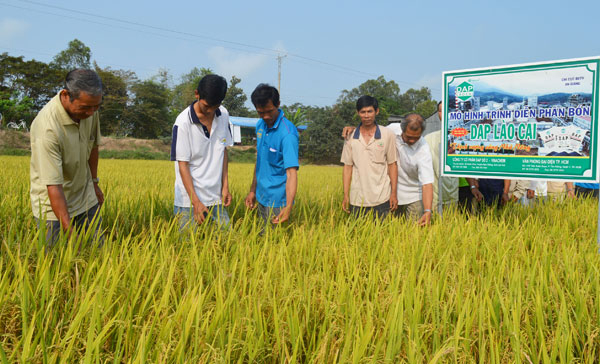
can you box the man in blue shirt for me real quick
[245,84,299,226]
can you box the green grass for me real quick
[0,156,599,363]
[99,147,169,160]
[0,148,30,156]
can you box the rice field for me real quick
[1,155,599,363]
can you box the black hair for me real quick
[356,95,378,111]
[64,69,103,100]
[251,83,280,107]
[197,74,228,106]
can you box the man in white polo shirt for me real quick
[171,74,233,230]
[387,113,434,226]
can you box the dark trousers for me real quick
[458,186,473,212]
[350,201,390,220]
[575,186,599,199]
[36,204,104,248]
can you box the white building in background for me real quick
[503,97,508,109]
[574,115,591,130]
[473,97,480,111]
[487,101,494,111]
[568,94,583,107]
[528,96,538,108]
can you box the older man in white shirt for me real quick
[386,113,434,226]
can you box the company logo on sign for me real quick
[451,127,469,137]
[455,82,474,102]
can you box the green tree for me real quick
[94,63,136,136]
[299,105,349,164]
[0,53,63,120]
[51,39,92,70]
[282,103,309,127]
[127,79,171,139]
[223,76,250,116]
[415,99,437,119]
[337,75,403,118]
[170,67,213,116]
[399,87,434,115]
[0,91,35,127]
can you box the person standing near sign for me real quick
[424,101,459,211]
[344,112,434,225]
[386,114,435,225]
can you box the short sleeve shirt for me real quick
[424,130,458,206]
[30,94,101,220]
[171,104,233,207]
[255,110,299,208]
[386,123,434,205]
[341,124,397,207]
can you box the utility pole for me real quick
[277,53,287,94]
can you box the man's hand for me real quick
[567,189,576,199]
[342,196,350,213]
[93,181,104,207]
[526,189,535,199]
[245,191,257,210]
[471,187,484,202]
[341,126,356,139]
[389,193,398,211]
[192,198,209,224]
[222,186,232,207]
[418,210,432,227]
[501,192,510,205]
[272,206,292,224]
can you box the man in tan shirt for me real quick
[30,69,104,246]
[341,96,398,219]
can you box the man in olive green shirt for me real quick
[30,69,104,246]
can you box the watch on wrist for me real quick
[92,177,99,183]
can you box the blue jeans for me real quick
[173,205,230,231]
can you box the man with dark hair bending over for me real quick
[171,74,233,230]
[245,84,299,227]
[341,96,398,219]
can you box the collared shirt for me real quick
[386,123,434,205]
[30,94,100,220]
[255,109,299,208]
[424,130,458,206]
[341,124,397,207]
[171,103,232,207]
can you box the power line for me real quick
[13,0,380,78]
[2,0,440,92]
[0,45,158,73]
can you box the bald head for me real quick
[401,113,425,133]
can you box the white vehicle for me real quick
[7,120,28,132]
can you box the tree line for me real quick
[0,39,437,163]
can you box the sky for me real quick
[1,0,599,109]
